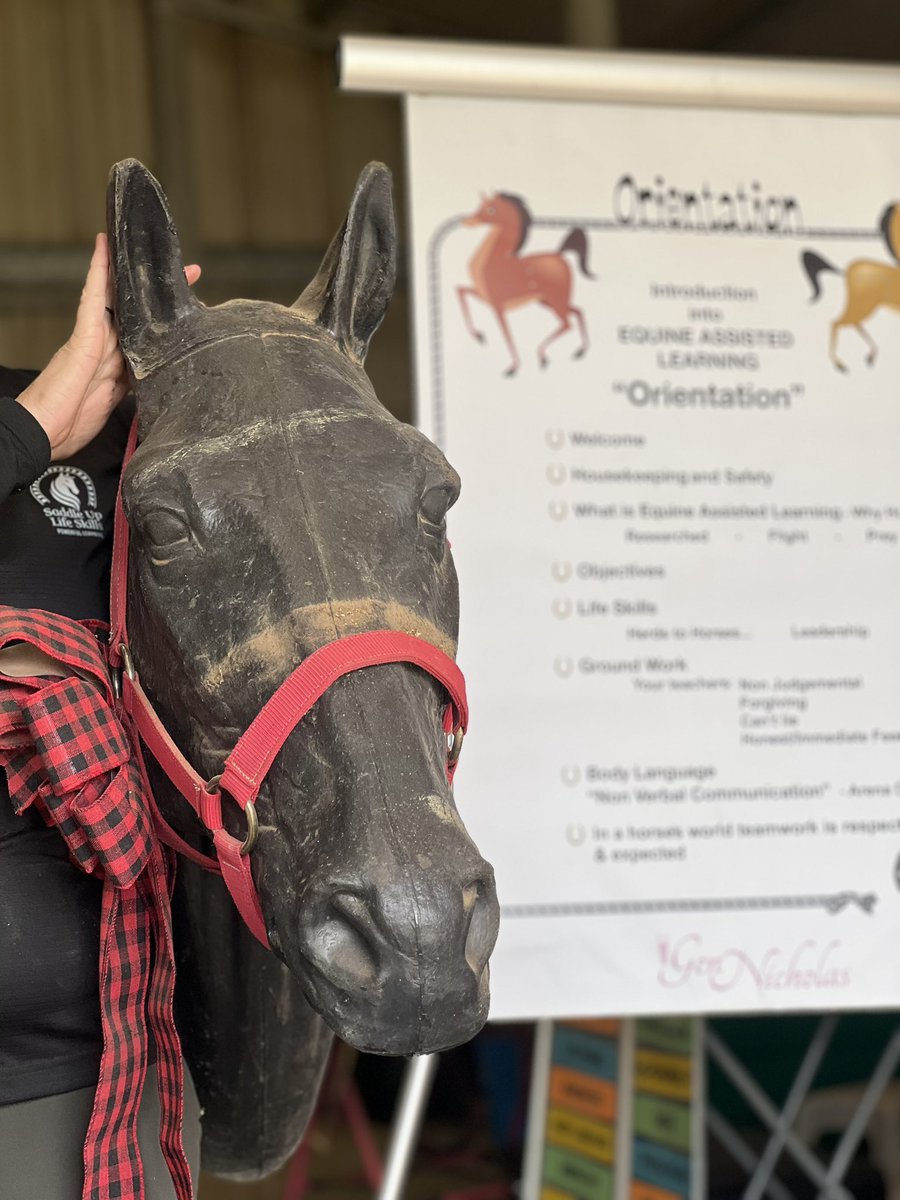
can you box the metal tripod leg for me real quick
[375,1053,440,1200]
[705,1028,852,1200]
[745,1016,838,1200]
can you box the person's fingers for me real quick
[185,263,202,287]
[99,319,121,363]
[69,234,110,358]
[89,348,119,389]
[106,233,116,312]
[81,234,109,308]
[107,377,130,409]
[94,358,124,389]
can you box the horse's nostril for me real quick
[330,889,381,940]
[307,890,381,989]
[463,878,500,976]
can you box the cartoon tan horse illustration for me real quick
[457,192,593,376]
[802,202,900,371]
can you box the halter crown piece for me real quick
[108,419,469,948]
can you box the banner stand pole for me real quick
[375,1052,440,1200]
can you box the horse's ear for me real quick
[294,162,395,363]
[106,159,200,378]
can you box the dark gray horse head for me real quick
[107,158,499,1056]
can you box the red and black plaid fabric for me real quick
[0,605,193,1200]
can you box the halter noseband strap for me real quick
[109,421,468,948]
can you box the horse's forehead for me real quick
[169,324,368,407]
[152,406,394,472]
[139,328,415,478]
[133,424,421,522]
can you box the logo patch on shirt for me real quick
[29,466,104,538]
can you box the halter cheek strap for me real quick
[110,421,468,949]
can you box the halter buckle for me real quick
[207,774,260,856]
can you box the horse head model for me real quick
[801,201,900,371]
[457,190,594,377]
[107,159,500,1177]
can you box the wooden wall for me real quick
[0,0,409,413]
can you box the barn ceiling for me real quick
[178,0,899,60]
[291,0,899,60]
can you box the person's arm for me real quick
[0,397,50,503]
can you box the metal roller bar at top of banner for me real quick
[339,35,900,115]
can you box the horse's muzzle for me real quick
[293,859,500,1054]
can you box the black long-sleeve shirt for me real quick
[0,368,131,1103]
[0,387,50,499]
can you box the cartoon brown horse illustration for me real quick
[457,192,593,376]
[802,202,900,371]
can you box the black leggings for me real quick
[0,1064,202,1199]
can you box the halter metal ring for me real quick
[447,726,464,767]
[207,774,260,857]
[118,643,136,681]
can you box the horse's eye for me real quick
[141,508,191,553]
[418,483,457,536]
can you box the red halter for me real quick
[109,421,467,948]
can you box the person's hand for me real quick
[16,233,201,462]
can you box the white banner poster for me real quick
[406,91,900,1019]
